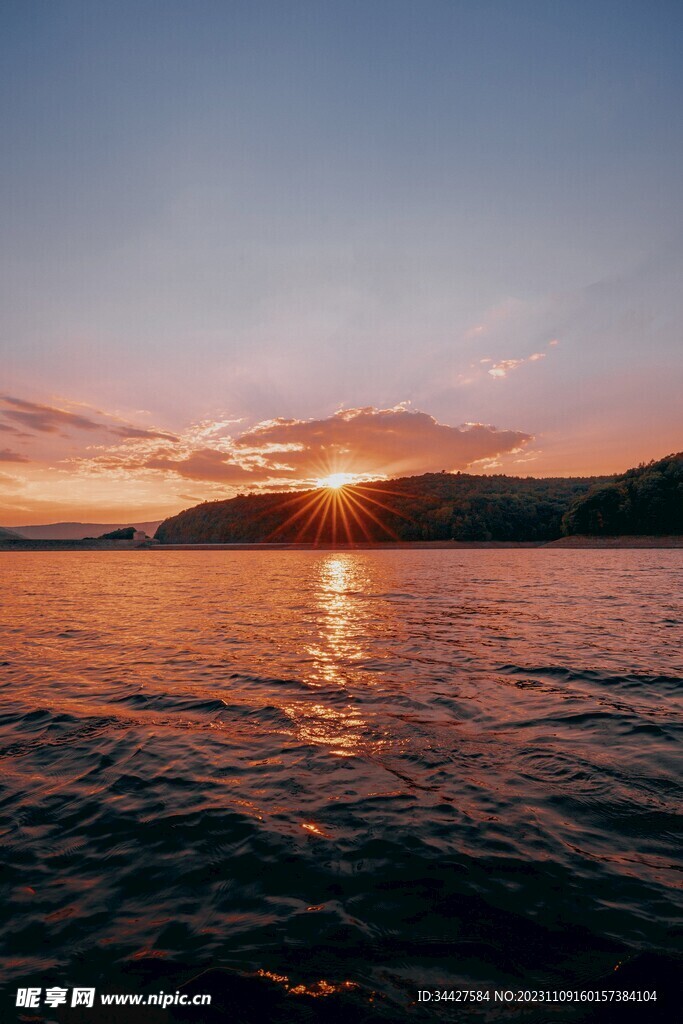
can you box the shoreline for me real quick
[1,536,682,551]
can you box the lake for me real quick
[1,550,681,1022]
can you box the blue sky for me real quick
[1,0,682,521]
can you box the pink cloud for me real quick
[1,396,102,433]
[0,448,29,463]
[488,351,546,378]
[0,396,179,444]
[229,406,532,481]
[145,449,261,483]
[110,425,179,441]
[36,402,533,496]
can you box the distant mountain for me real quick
[0,526,21,540]
[155,472,605,544]
[561,453,682,536]
[9,521,162,540]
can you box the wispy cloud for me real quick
[0,448,30,463]
[0,422,30,437]
[488,353,545,378]
[0,396,179,444]
[0,396,103,434]
[109,425,179,441]
[486,339,559,379]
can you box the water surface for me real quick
[1,550,681,1021]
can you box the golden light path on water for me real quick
[285,556,376,760]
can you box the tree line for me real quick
[561,453,682,536]
[155,453,681,544]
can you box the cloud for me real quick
[59,404,534,494]
[234,407,530,477]
[488,358,525,378]
[487,348,553,378]
[0,448,30,463]
[1,396,104,433]
[0,422,30,437]
[0,396,179,444]
[488,352,546,378]
[145,448,260,483]
[110,425,179,442]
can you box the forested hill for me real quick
[561,452,682,536]
[155,471,604,544]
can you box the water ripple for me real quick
[0,549,681,1020]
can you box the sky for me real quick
[1,0,682,524]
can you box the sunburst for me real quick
[315,472,358,489]
[260,479,410,544]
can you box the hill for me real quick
[561,453,682,536]
[8,520,162,540]
[0,526,21,540]
[155,471,605,545]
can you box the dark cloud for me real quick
[1,396,101,433]
[0,448,29,463]
[1,395,179,445]
[0,422,30,437]
[110,426,179,442]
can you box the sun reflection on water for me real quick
[314,555,365,673]
[256,968,360,999]
[284,555,377,757]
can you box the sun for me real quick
[264,474,404,543]
[316,472,357,490]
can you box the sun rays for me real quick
[260,480,409,544]
[314,472,358,489]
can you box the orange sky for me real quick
[1,390,679,526]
